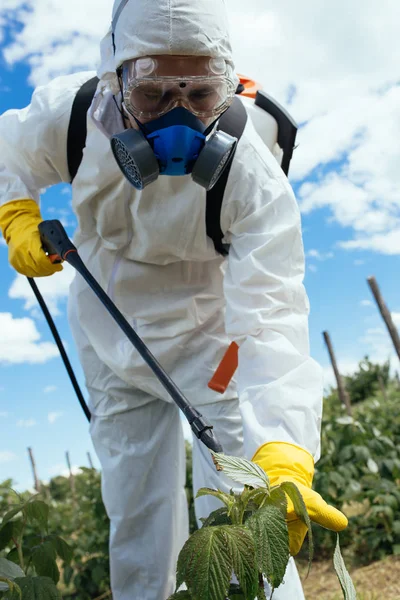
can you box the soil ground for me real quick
[297,555,400,600]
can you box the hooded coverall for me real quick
[0,0,328,598]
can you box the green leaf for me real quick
[225,526,258,599]
[278,481,313,564]
[0,524,15,553]
[8,577,61,600]
[196,488,234,510]
[91,564,106,586]
[264,487,288,518]
[0,559,25,580]
[167,591,193,599]
[200,507,231,528]
[0,506,25,529]
[333,536,357,600]
[240,487,270,512]
[227,583,246,599]
[45,535,73,564]
[211,453,270,489]
[24,503,49,533]
[31,543,59,584]
[176,525,256,600]
[176,526,231,600]
[392,521,400,536]
[0,577,21,598]
[63,564,73,587]
[245,505,289,589]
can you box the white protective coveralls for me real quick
[0,0,324,598]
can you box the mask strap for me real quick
[204,112,227,137]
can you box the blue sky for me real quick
[1,1,400,491]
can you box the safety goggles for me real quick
[121,56,238,120]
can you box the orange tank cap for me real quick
[237,74,262,99]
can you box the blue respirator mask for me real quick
[109,55,239,191]
[110,106,237,191]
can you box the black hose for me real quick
[27,277,91,422]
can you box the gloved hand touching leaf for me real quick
[252,442,348,555]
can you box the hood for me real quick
[98,0,235,86]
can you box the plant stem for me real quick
[257,572,267,600]
[17,512,28,573]
[92,591,112,600]
[17,540,25,572]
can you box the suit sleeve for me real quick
[222,140,323,462]
[0,71,96,206]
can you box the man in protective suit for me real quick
[0,0,348,598]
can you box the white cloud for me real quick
[16,418,37,428]
[0,412,9,417]
[391,312,400,328]
[340,229,400,255]
[307,249,334,261]
[360,300,372,307]
[1,1,400,253]
[0,236,6,247]
[308,264,317,273]
[354,260,365,266]
[322,316,400,390]
[8,264,75,317]
[0,451,17,464]
[44,385,57,394]
[0,312,59,364]
[48,411,64,424]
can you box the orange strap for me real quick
[237,74,262,99]
[208,342,239,394]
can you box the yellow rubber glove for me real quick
[0,199,63,277]
[252,442,348,556]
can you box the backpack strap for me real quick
[205,97,248,256]
[67,76,99,182]
[67,77,248,256]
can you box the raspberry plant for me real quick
[168,452,357,600]
[0,487,72,599]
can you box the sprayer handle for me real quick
[39,220,77,263]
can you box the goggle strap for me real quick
[112,0,130,38]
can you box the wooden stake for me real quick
[323,331,352,415]
[65,451,76,496]
[367,276,400,362]
[377,373,388,401]
[87,452,94,469]
[27,447,41,493]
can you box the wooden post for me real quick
[377,373,388,401]
[65,451,76,496]
[395,371,400,390]
[27,447,41,492]
[323,331,352,415]
[87,452,94,469]
[367,276,400,362]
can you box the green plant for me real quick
[344,357,390,405]
[0,486,73,599]
[167,453,357,600]
[43,468,111,600]
[312,387,400,564]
